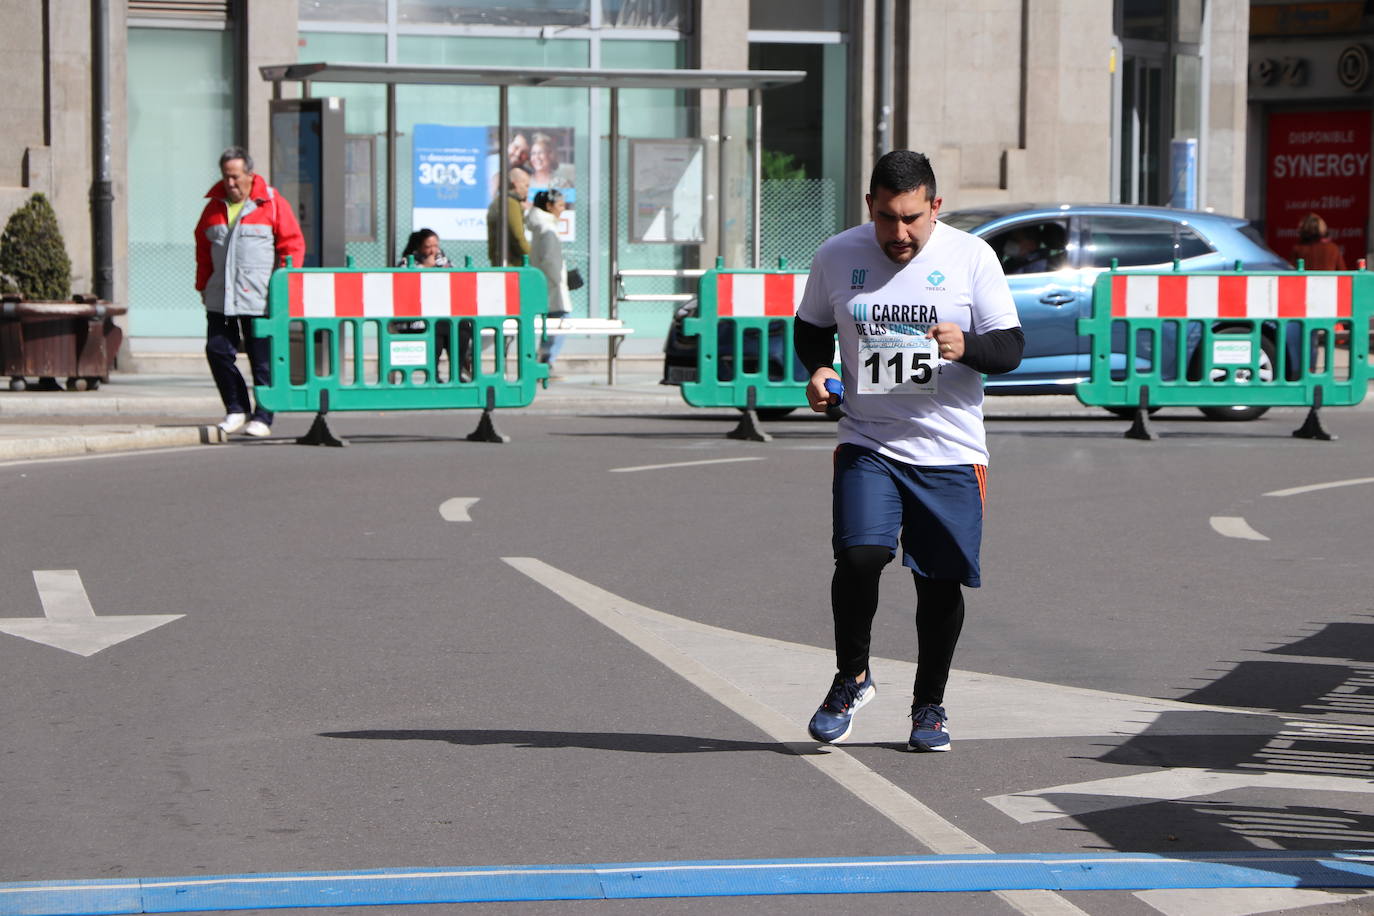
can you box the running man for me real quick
[793,150,1023,751]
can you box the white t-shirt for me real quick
[796,219,1020,466]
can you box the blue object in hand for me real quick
[824,377,845,405]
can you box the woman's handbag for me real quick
[566,267,585,291]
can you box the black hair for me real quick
[532,188,564,212]
[400,228,439,261]
[869,150,936,200]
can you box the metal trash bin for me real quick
[0,297,127,391]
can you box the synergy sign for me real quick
[1264,109,1370,266]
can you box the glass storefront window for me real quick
[602,0,690,29]
[299,0,386,23]
[1119,0,1167,42]
[398,0,589,26]
[297,31,386,65]
[127,27,233,336]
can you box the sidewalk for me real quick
[0,363,685,462]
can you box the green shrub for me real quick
[0,193,72,300]
[762,150,807,181]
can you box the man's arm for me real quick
[957,326,1024,375]
[794,317,840,412]
[794,316,837,374]
[194,207,213,292]
[272,194,307,269]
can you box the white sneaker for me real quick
[218,412,247,434]
[242,420,271,438]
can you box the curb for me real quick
[0,425,222,461]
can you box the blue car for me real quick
[939,203,1291,420]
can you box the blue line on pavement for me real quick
[4,851,1374,914]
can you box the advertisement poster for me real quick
[412,124,576,243]
[1264,109,1370,266]
[630,138,705,243]
[412,124,489,241]
[495,126,577,242]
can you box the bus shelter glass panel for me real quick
[395,35,591,311]
[600,40,697,342]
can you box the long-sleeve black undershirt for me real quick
[793,318,1025,377]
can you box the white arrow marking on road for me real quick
[1210,516,1270,541]
[0,570,184,657]
[985,768,1374,825]
[439,498,479,522]
[505,556,1103,916]
[1137,886,1374,916]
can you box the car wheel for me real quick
[1196,332,1275,422]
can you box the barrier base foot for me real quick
[466,409,510,443]
[1125,410,1157,440]
[1124,389,1157,441]
[727,409,773,443]
[1293,407,1336,441]
[297,413,348,447]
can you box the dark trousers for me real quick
[206,313,273,424]
[832,546,966,706]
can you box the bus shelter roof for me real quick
[259,62,806,91]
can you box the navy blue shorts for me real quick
[832,443,985,587]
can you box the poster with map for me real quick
[630,139,705,244]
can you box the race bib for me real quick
[857,334,939,395]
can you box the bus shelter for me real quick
[258,62,806,334]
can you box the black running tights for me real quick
[831,545,966,706]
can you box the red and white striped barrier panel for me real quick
[715,273,809,317]
[286,272,523,319]
[1110,273,1354,319]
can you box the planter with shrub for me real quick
[0,193,124,391]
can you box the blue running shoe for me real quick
[807,671,876,743]
[909,703,951,752]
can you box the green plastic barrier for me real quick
[1075,266,1372,439]
[680,266,825,441]
[252,264,549,444]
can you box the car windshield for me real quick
[939,210,1000,232]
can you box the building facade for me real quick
[1,0,1369,349]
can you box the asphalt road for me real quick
[4,400,1374,915]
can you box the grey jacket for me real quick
[194,175,305,317]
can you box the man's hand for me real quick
[929,322,964,361]
[806,367,841,413]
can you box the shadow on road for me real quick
[320,728,808,755]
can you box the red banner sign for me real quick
[1265,109,1370,266]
